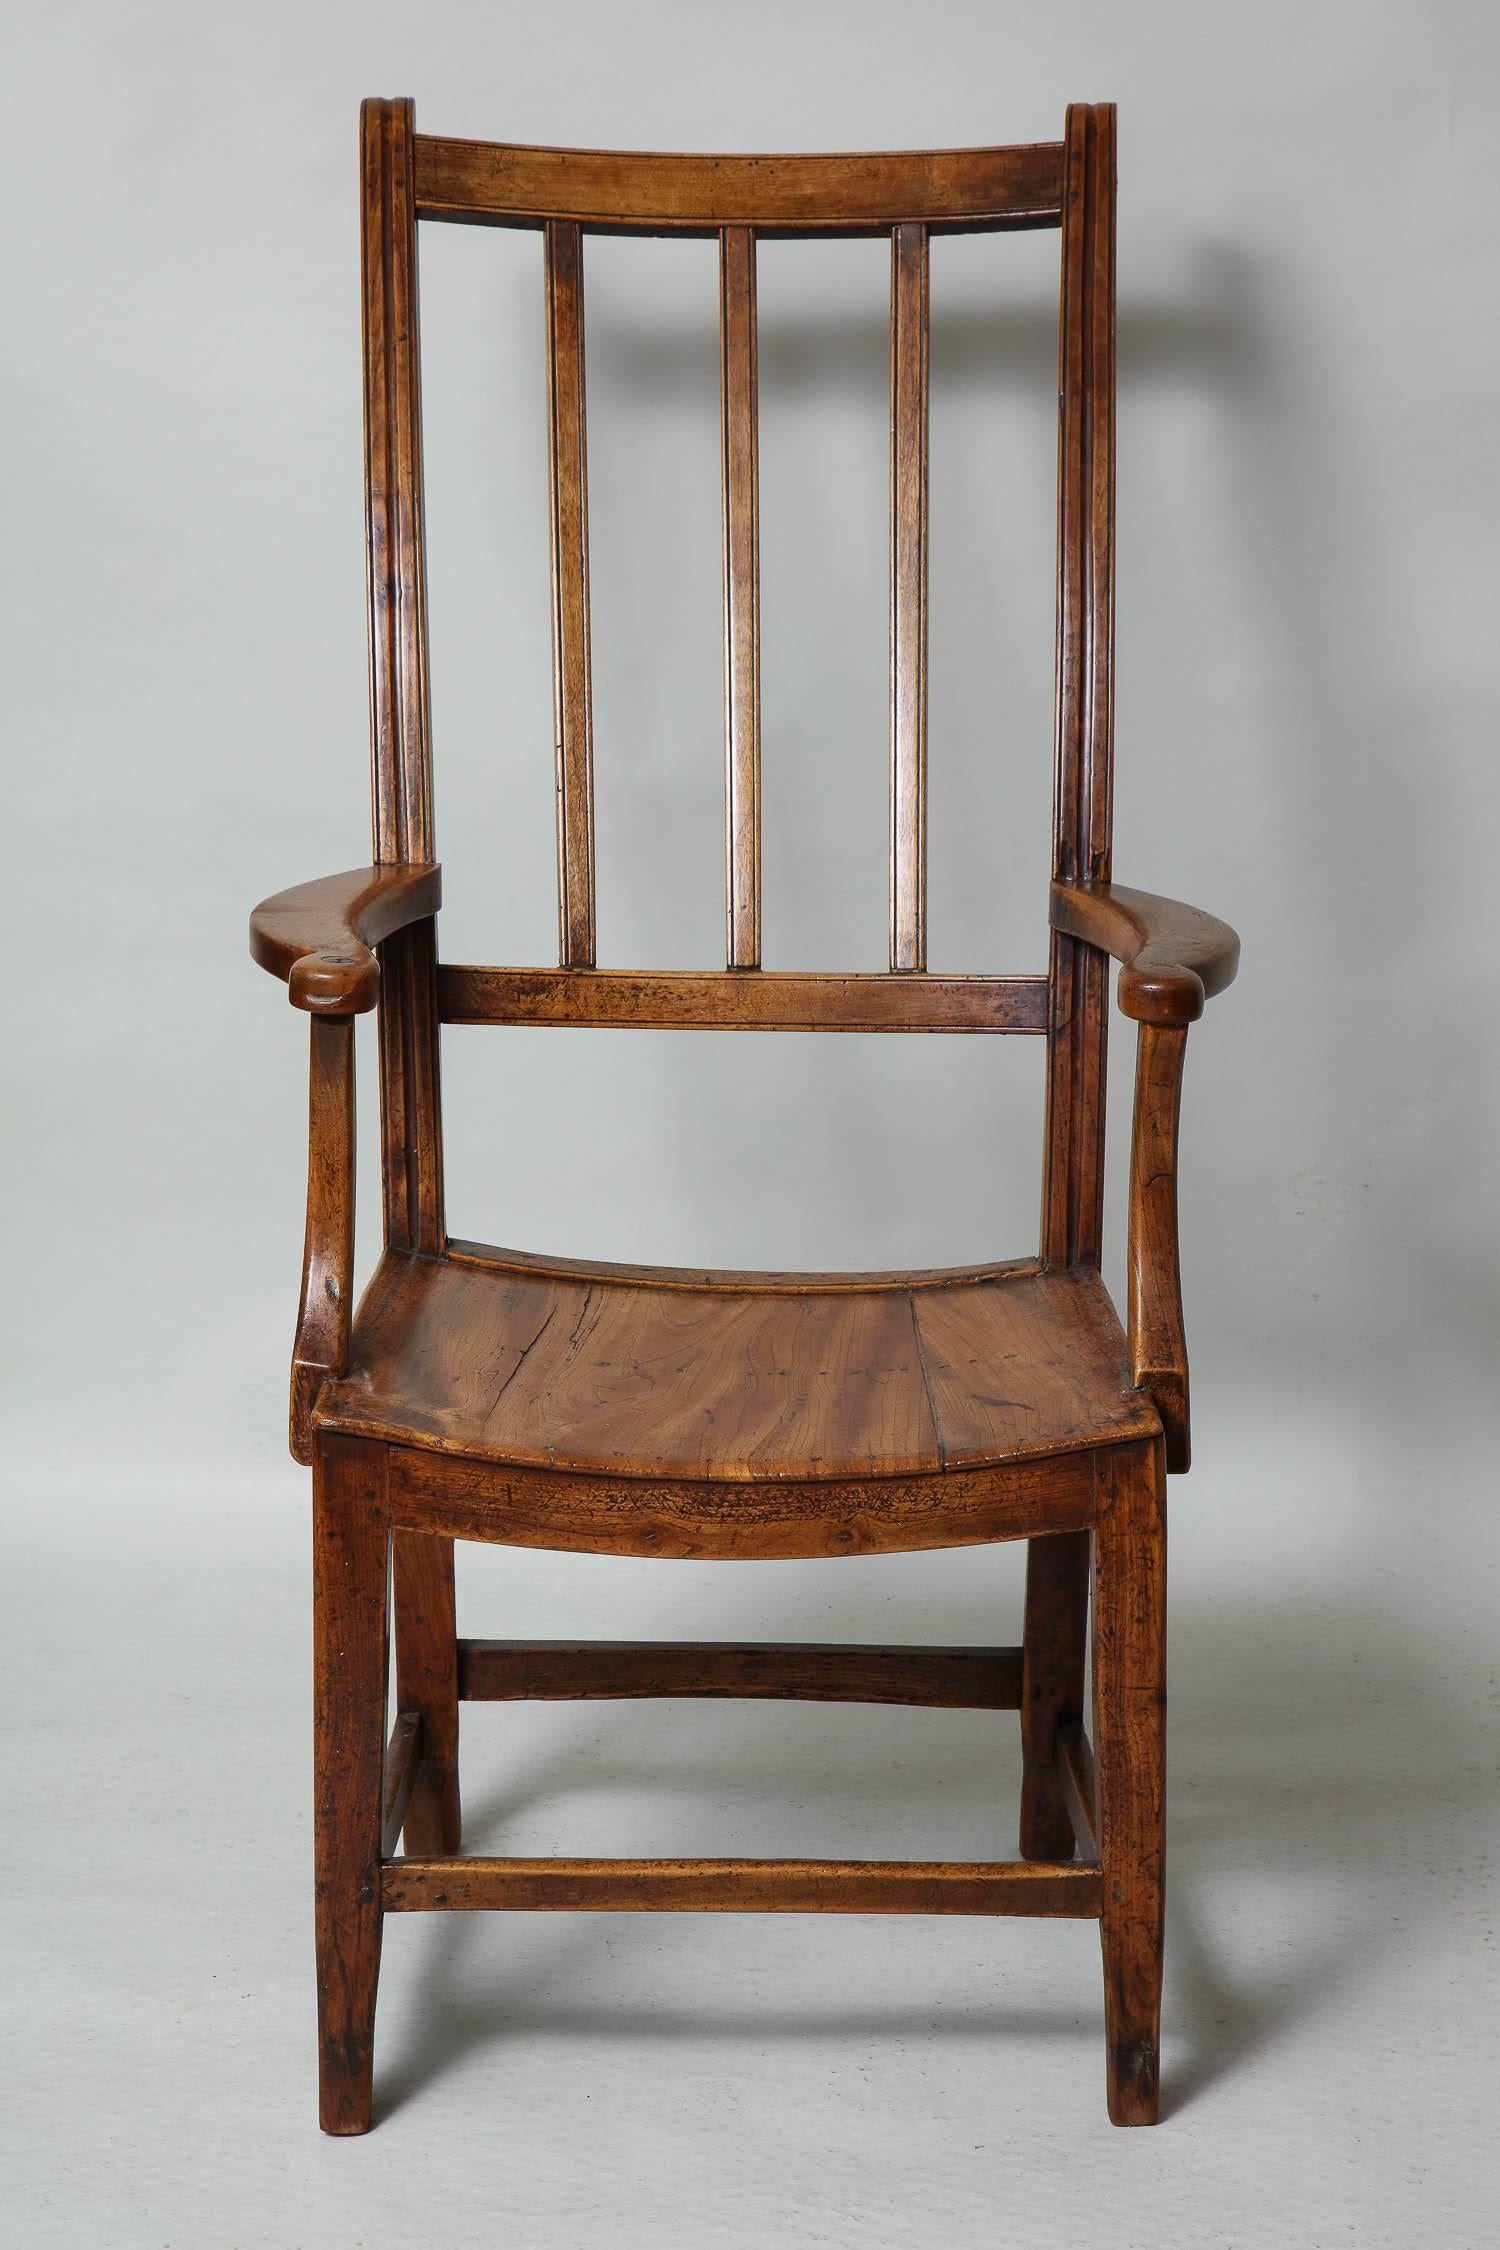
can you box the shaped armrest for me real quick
[1050,880,1239,1025]
[250,864,442,1014]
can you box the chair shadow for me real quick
[375,1583,1483,2122]
[1159,1588,1482,2115]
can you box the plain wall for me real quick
[4,3,1497,2243]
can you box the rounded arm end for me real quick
[249,863,441,1016]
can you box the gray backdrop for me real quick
[5,2,1497,2243]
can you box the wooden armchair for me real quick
[250,98,1239,2133]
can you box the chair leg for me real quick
[393,1530,463,1854]
[1093,1437,1167,2126]
[312,1433,389,2135]
[1019,1529,1089,1860]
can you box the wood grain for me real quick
[1057,1719,1099,1862]
[290,1017,356,1465]
[1127,1023,1191,1470]
[457,1639,1024,1707]
[1041,102,1116,1270]
[437,966,1048,1031]
[385,1443,1099,1560]
[1050,880,1240,1025]
[380,1712,422,1858]
[322,1248,1157,1483]
[1018,1527,1090,1861]
[392,1530,462,1853]
[362,98,433,866]
[910,1279,1150,1472]
[720,225,761,967]
[250,863,441,1014]
[376,920,445,1254]
[889,222,930,971]
[545,218,596,966]
[383,1855,1101,1916]
[312,1435,389,2135]
[413,136,1065,236]
[1093,1437,1167,2125]
[362,97,445,1256]
[444,1236,1042,1296]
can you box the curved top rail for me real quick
[413,135,1064,236]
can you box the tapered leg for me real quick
[1093,1437,1167,2125]
[393,1529,462,1854]
[1019,1529,1090,1860]
[312,1434,390,2135]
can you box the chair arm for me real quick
[249,864,441,1014]
[1049,879,1239,1025]
[289,1016,356,1464]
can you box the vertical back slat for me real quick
[361,96,443,1253]
[889,222,930,973]
[545,219,596,968]
[1042,102,1116,1267]
[363,99,435,864]
[719,226,762,969]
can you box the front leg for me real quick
[312,1434,390,2134]
[1093,1436,1167,2125]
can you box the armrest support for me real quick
[1128,1023,1191,1472]
[1050,879,1239,1024]
[1049,880,1238,1466]
[289,1016,355,1464]
[250,864,441,1014]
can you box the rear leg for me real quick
[393,1530,462,1854]
[1019,1529,1089,1860]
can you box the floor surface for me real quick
[6,1413,1494,2250]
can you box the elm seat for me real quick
[317,1243,1160,1486]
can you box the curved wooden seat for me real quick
[313,1241,1160,1556]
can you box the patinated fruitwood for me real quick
[1128,1025,1193,1470]
[383,1857,1102,1916]
[380,1712,422,1859]
[436,964,1047,1030]
[251,864,441,1013]
[889,221,930,971]
[720,223,761,968]
[311,1434,388,2135]
[250,95,1240,2133]
[456,1639,1025,1707]
[544,218,596,967]
[362,96,444,1259]
[412,138,1066,235]
[1093,1438,1168,2125]
[391,1531,462,1853]
[1050,879,1240,1024]
[1019,1527,1091,1862]
[288,1016,356,1464]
